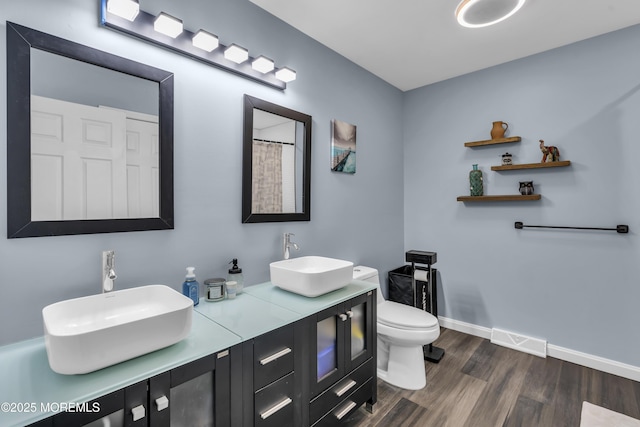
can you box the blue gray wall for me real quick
[0,0,404,345]
[404,24,640,367]
[1,0,638,371]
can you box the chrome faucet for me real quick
[102,250,117,293]
[283,233,299,260]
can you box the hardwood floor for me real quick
[348,328,640,427]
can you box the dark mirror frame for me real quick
[242,95,312,223]
[6,22,174,238]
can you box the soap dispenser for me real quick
[183,266,199,306]
[227,259,244,294]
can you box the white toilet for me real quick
[353,266,440,390]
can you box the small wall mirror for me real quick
[242,95,311,223]
[6,22,174,238]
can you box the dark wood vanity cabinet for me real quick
[241,323,301,427]
[29,348,237,427]
[302,291,377,426]
[239,290,377,427]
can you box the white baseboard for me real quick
[438,316,492,339]
[438,316,640,382]
[547,344,640,382]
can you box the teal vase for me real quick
[469,164,483,196]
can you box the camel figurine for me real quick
[539,140,560,162]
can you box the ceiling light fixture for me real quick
[224,44,249,64]
[252,56,275,74]
[106,0,140,21]
[154,12,183,38]
[192,30,219,52]
[456,0,526,28]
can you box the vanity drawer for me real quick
[254,324,294,389]
[312,378,372,427]
[309,358,373,425]
[254,372,295,427]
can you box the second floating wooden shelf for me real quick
[457,195,541,202]
[491,160,571,171]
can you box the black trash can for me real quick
[388,265,438,316]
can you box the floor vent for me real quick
[490,328,547,358]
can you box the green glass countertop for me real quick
[194,291,300,339]
[0,312,241,427]
[245,280,377,314]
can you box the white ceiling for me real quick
[249,0,640,91]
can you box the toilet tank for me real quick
[353,266,379,284]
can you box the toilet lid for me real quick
[378,301,438,330]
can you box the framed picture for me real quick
[331,119,356,174]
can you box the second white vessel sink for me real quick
[270,256,354,297]
[42,284,193,375]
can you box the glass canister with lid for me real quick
[204,277,226,302]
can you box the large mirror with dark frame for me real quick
[242,95,311,223]
[6,22,174,238]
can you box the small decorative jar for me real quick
[519,181,534,195]
[204,277,226,302]
[225,281,238,299]
[502,152,513,165]
[469,164,483,196]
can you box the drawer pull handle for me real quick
[155,395,169,412]
[346,310,354,318]
[339,314,348,321]
[334,379,357,397]
[131,404,146,421]
[335,401,357,420]
[260,397,292,420]
[260,347,292,365]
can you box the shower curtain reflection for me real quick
[252,140,285,213]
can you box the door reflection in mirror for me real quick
[30,49,160,221]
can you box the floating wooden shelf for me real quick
[464,137,521,147]
[457,194,541,202]
[491,160,571,171]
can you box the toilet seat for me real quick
[377,301,438,330]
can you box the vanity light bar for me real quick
[100,0,293,89]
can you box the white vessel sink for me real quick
[42,285,193,375]
[270,256,354,297]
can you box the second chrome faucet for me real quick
[283,233,299,260]
[102,250,117,293]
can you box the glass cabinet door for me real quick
[350,302,366,359]
[149,350,232,427]
[169,371,214,427]
[311,305,346,397]
[317,315,338,382]
[310,292,374,398]
[345,292,374,371]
